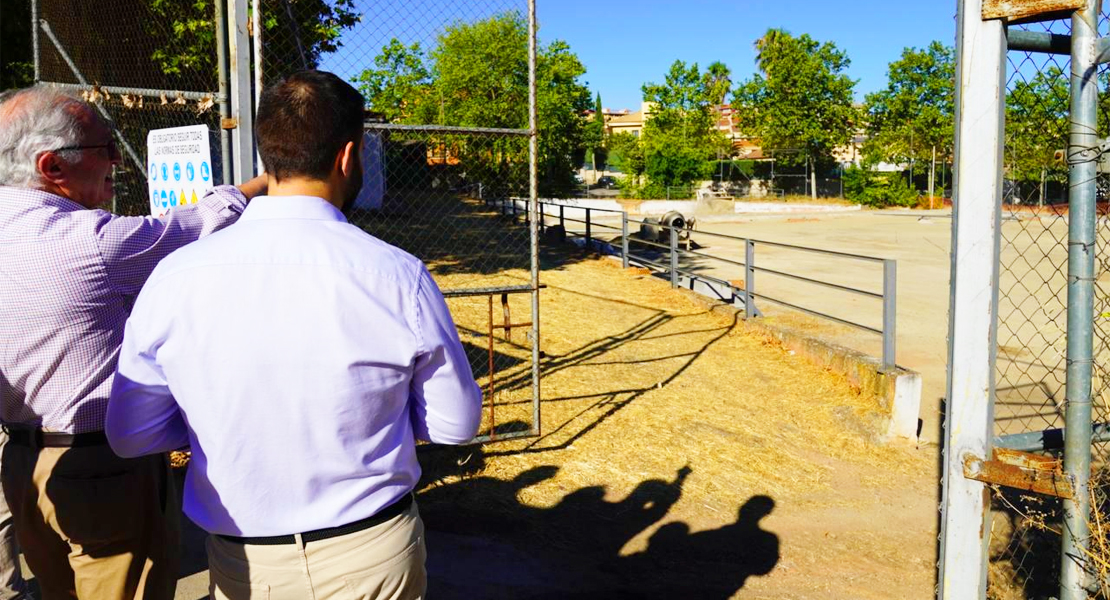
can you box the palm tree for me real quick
[754,28,789,71]
[704,61,732,105]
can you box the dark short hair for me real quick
[255,70,365,181]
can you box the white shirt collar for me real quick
[239,195,347,223]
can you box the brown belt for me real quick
[2,426,108,448]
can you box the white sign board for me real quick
[146,125,214,218]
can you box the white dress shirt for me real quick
[106,195,483,536]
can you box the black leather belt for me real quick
[3,426,108,448]
[217,493,414,546]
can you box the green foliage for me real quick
[863,42,954,175]
[148,0,358,77]
[639,60,729,188]
[608,132,645,177]
[734,29,857,167]
[1,0,33,91]
[357,12,592,195]
[843,165,917,207]
[1006,66,1068,187]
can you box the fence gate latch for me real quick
[1065,137,1110,165]
[962,447,1073,499]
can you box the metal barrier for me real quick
[503,199,898,371]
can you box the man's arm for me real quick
[409,267,483,444]
[105,293,189,457]
[97,176,267,296]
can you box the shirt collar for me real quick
[0,186,86,212]
[238,195,347,223]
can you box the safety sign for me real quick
[147,125,214,218]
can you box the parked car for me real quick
[596,175,617,189]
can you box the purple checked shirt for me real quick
[0,185,248,434]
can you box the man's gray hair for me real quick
[0,86,89,188]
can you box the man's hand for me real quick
[237,174,268,201]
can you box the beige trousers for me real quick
[0,444,180,600]
[207,502,427,600]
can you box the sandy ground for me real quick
[146,248,938,599]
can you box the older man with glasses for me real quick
[0,86,266,599]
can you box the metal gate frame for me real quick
[941,0,1101,598]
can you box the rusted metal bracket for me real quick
[983,0,1085,22]
[221,117,238,130]
[963,447,1073,498]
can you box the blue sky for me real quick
[320,0,957,110]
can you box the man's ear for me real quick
[36,152,67,186]
[338,140,357,178]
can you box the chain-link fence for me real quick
[25,0,542,442]
[974,8,1110,599]
[31,0,229,215]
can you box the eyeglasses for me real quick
[52,139,119,157]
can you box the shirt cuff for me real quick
[203,185,249,215]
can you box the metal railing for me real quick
[501,198,898,371]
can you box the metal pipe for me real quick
[1060,2,1100,597]
[31,0,39,82]
[252,0,263,175]
[669,227,678,288]
[585,207,592,251]
[215,0,232,185]
[38,81,225,102]
[882,259,897,371]
[1007,30,1071,55]
[621,212,629,269]
[995,422,1110,453]
[527,0,541,438]
[745,240,756,319]
[753,264,883,299]
[747,292,883,335]
[363,122,530,136]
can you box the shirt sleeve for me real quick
[105,284,190,457]
[408,266,483,444]
[96,185,248,296]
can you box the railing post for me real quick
[745,239,756,319]
[669,226,678,288]
[882,259,897,371]
[539,202,545,235]
[585,208,592,253]
[621,212,630,269]
[559,205,565,229]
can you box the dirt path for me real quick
[417,254,939,599]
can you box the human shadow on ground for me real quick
[415,464,779,599]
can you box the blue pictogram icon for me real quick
[169,191,177,207]
[186,162,195,182]
[160,190,168,208]
[150,163,156,180]
[161,163,168,181]
[173,163,181,182]
[200,161,211,182]
[151,189,158,208]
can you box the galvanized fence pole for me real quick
[621,211,630,269]
[939,0,1005,597]
[585,207,592,252]
[745,239,756,319]
[1060,1,1100,596]
[670,226,678,288]
[528,0,541,437]
[882,259,897,371]
[31,0,39,82]
[227,0,255,184]
[215,0,232,185]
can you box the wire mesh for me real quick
[25,0,541,440]
[262,0,540,439]
[988,12,1110,598]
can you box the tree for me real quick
[1007,66,1069,205]
[588,92,605,171]
[638,60,728,191]
[863,42,955,196]
[1,0,33,90]
[703,61,732,106]
[735,29,857,198]
[607,132,645,183]
[354,40,434,123]
[357,12,593,195]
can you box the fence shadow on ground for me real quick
[414,461,779,599]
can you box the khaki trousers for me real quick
[207,502,426,600]
[0,443,180,600]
